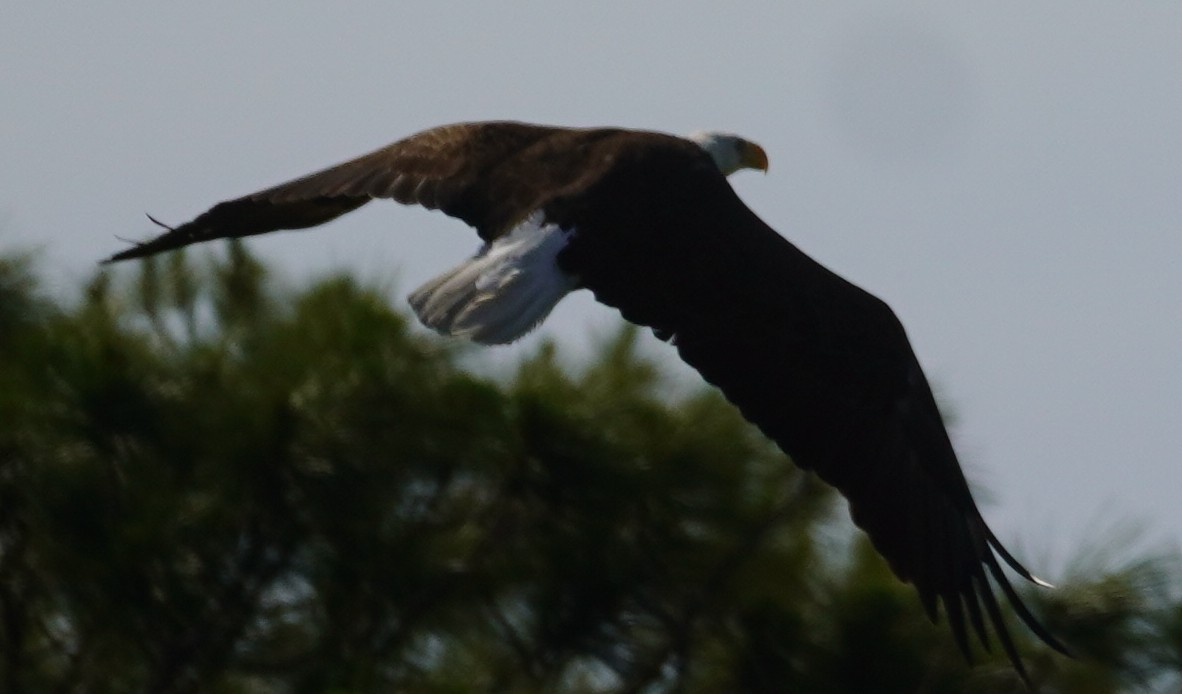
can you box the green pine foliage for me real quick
[0,246,1178,693]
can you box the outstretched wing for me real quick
[107,121,1064,681]
[104,121,629,263]
[553,151,1068,683]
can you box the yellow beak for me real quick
[741,140,769,173]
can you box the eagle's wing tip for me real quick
[101,214,177,264]
[1030,575,1055,589]
[101,235,148,265]
[145,213,174,230]
[100,250,138,265]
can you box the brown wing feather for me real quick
[104,121,614,263]
[554,150,1068,684]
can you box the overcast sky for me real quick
[4,2,1182,577]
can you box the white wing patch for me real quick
[408,212,578,345]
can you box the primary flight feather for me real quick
[105,121,1067,684]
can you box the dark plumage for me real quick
[105,121,1067,684]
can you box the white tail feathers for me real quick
[408,212,578,345]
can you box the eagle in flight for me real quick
[105,121,1068,684]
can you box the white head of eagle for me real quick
[688,131,769,176]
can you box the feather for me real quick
[407,212,577,345]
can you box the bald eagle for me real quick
[104,121,1067,683]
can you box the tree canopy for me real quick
[0,245,1178,693]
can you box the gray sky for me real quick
[4,2,1181,575]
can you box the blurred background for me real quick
[2,2,1181,691]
